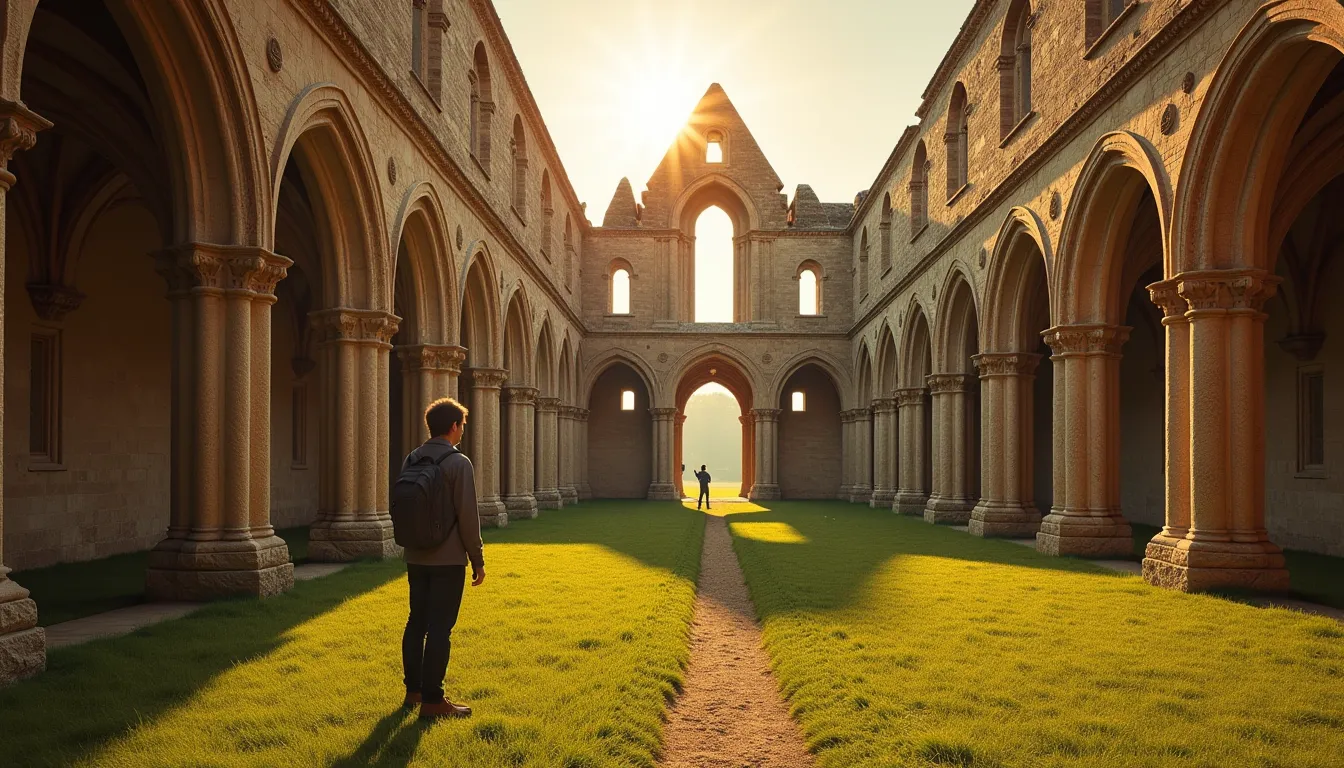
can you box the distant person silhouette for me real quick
[694,465,711,510]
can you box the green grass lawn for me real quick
[12,527,312,627]
[0,503,703,768]
[727,501,1344,768]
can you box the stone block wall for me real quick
[587,365,652,498]
[778,366,843,500]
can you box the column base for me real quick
[533,489,563,510]
[504,494,539,520]
[748,483,780,501]
[893,490,929,516]
[647,483,681,501]
[1035,511,1132,557]
[308,519,400,563]
[474,497,509,528]
[838,483,853,500]
[146,535,296,600]
[1142,532,1290,593]
[869,488,896,508]
[924,496,973,525]
[578,483,594,501]
[849,485,872,504]
[0,577,46,685]
[969,502,1043,538]
[560,486,579,505]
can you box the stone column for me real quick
[870,398,898,507]
[306,309,401,561]
[749,408,782,500]
[396,344,467,450]
[1038,324,1132,556]
[838,410,855,500]
[1143,282,1192,573]
[851,407,873,503]
[1143,271,1289,592]
[468,368,510,526]
[557,405,579,505]
[0,99,50,684]
[648,408,680,500]
[925,374,975,524]
[739,411,755,498]
[534,396,562,509]
[501,386,538,519]
[893,387,929,515]
[969,353,1042,537]
[576,408,593,499]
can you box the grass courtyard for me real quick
[2,499,1342,767]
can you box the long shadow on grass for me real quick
[0,560,405,768]
[333,709,425,768]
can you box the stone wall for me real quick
[587,365,652,499]
[778,366,843,500]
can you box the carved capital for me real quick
[972,352,1041,377]
[311,308,399,344]
[871,397,899,414]
[1175,269,1280,314]
[1146,279,1186,320]
[226,250,291,296]
[894,387,927,407]
[469,367,509,389]
[1042,324,1130,356]
[926,373,974,394]
[398,344,467,373]
[0,99,52,187]
[650,407,678,420]
[503,386,538,405]
[574,407,590,422]
[751,408,782,422]
[26,283,85,322]
[154,245,226,294]
[537,396,562,412]
[155,244,290,298]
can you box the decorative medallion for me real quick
[1049,191,1061,220]
[658,352,669,364]
[1160,104,1179,136]
[1181,72,1196,95]
[978,247,987,269]
[762,353,773,365]
[455,225,463,250]
[266,38,283,73]
[387,156,397,184]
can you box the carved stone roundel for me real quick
[455,225,463,250]
[387,156,397,184]
[1181,71,1196,95]
[266,38,283,73]
[1160,104,1179,136]
[762,353,773,365]
[658,352,669,364]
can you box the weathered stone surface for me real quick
[0,598,38,635]
[0,628,46,686]
[145,563,295,602]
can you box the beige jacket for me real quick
[400,438,485,569]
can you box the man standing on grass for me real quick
[399,397,486,720]
[695,464,712,510]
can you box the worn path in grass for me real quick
[659,514,814,768]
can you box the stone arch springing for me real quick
[469,42,493,169]
[946,82,970,199]
[1000,0,1033,140]
[511,115,528,216]
[911,140,929,236]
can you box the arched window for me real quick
[564,216,575,291]
[880,192,893,273]
[706,129,725,163]
[910,140,929,236]
[946,82,969,200]
[609,260,632,315]
[858,227,870,300]
[693,206,734,322]
[411,1,445,102]
[797,261,822,316]
[470,43,493,169]
[511,115,527,216]
[1000,0,1032,140]
[1086,0,1132,48]
[540,171,553,261]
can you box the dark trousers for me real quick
[402,564,466,701]
[698,487,711,508]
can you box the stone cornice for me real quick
[849,0,1224,335]
[294,0,585,331]
[915,0,998,119]
[850,125,921,227]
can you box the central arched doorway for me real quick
[674,354,755,499]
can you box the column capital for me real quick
[894,387,926,407]
[0,99,52,188]
[397,344,466,373]
[574,407,590,422]
[469,367,510,390]
[1173,269,1280,314]
[537,396,562,412]
[973,352,1041,376]
[26,282,85,322]
[1146,279,1188,321]
[155,244,292,297]
[311,308,400,344]
[1042,323,1130,356]
[872,397,899,414]
[501,385,538,404]
[650,407,678,420]
[750,408,782,422]
[926,373,974,394]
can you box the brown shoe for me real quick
[419,698,472,720]
[403,691,422,709]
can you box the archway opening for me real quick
[694,206,734,322]
[587,363,653,498]
[675,356,754,499]
[779,364,844,499]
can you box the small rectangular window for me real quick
[621,390,636,411]
[1299,368,1325,473]
[292,383,309,468]
[29,329,61,465]
[791,391,806,412]
[706,141,723,163]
